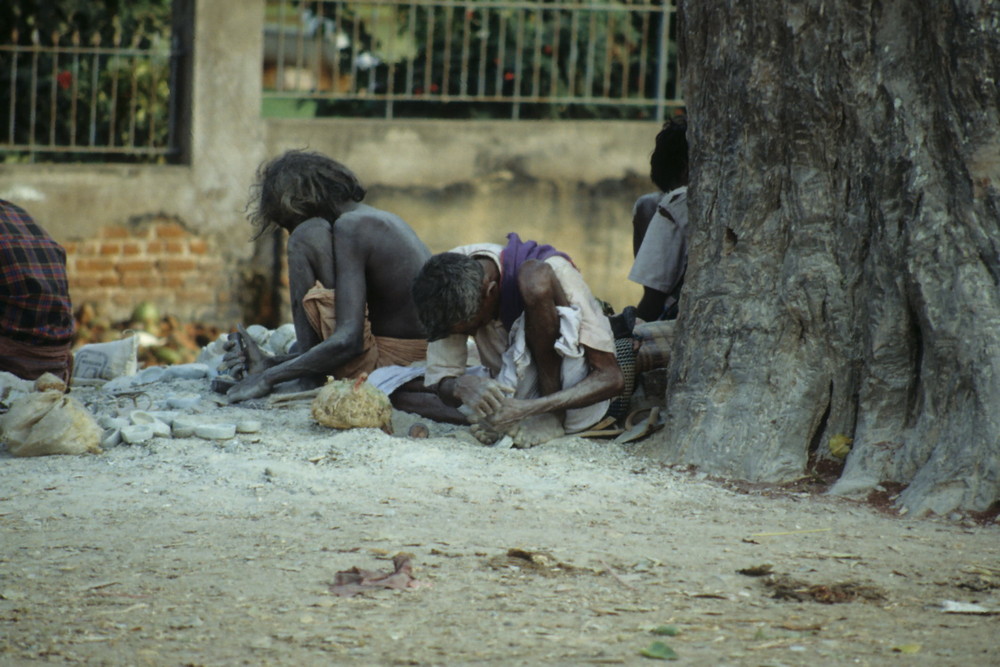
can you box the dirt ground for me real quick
[1,373,998,666]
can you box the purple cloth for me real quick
[498,232,573,331]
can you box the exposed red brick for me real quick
[122,242,142,256]
[121,273,162,288]
[99,275,121,287]
[165,241,186,254]
[100,242,122,256]
[146,241,165,254]
[69,275,102,288]
[73,242,100,257]
[100,226,130,239]
[155,222,189,239]
[188,239,209,255]
[117,259,156,273]
[158,258,198,272]
[76,258,115,272]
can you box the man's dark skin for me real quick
[416,257,624,429]
[226,201,430,403]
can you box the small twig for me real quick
[600,560,636,590]
[269,389,321,405]
[749,528,831,538]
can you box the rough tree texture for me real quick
[637,1,1000,516]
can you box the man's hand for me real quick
[219,335,248,379]
[483,397,534,426]
[226,373,273,403]
[451,375,515,420]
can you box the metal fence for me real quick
[0,1,681,163]
[0,23,182,163]
[263,0,682,121]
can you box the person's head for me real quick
[412,252,493,341]
[649,113,688,192]
[246,149,366,237]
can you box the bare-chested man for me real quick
[224,150,431,403]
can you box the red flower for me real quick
[504,72,515,82]
[430,83,439,93]
[56,70,72,90]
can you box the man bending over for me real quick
[404,234,624,447]
[225,150,431,403]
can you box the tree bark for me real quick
[638,1,1000,516]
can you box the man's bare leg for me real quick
[507,260,569,447]
[287,218,336,353]
[390,379,469,424]
[518,260,569,397]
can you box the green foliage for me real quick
[283,0,678,120]
[0,0,174,164]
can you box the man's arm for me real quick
[636,286,669,322]
[485,345,624,425]
[226,223,371,402]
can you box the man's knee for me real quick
[517,260,558,307]
[287,218,331,259]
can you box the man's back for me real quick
[330,204,431,339]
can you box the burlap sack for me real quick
[311,378,393,434]
[0,390,103,457]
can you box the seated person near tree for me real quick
[0,199,75,384]
[629,113,690,322]
[399,233,624,447]
[224,150,431,403]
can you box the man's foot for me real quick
[507,413,564,449]
[470,420,505,445]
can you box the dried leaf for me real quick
[892,644,921,654]
[328,553,427,597]
[829,433,853,458]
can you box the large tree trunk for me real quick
[638,1,1000,516]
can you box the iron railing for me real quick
[0,25,182,163]
[263,0,682,121]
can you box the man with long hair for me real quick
[224,150,431,402]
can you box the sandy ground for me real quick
[1,373,998,666]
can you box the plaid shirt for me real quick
[0,199,75,345]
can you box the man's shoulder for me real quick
[448,243,504,260]
[333,206,408,238]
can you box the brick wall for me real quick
[64,216,233,325]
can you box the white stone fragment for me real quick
[171,416,200,438]
[101,428,122,448]
[98,415,129,430]
[236,420,262,434]
[163,363,211,380]
[267,323,298,355]
[194,423,237,440]
[121,424,154,444]
[166,396,202,410]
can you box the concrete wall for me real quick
[0,0,656,328]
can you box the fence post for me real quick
[170,0,194,164]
